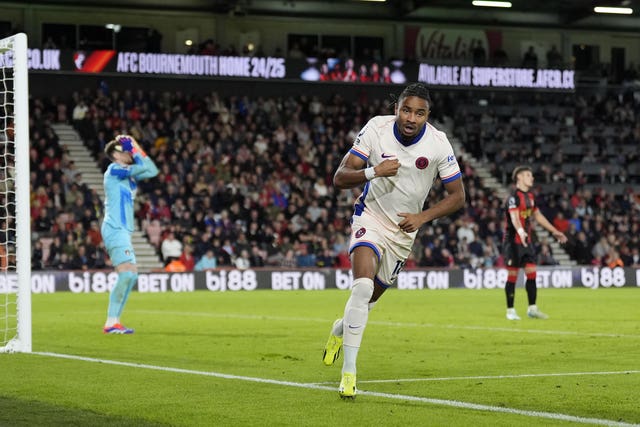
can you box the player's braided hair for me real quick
[388,82,432,110]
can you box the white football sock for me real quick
[343,277,373,347]
[332,319,343,336]
[342,345,359,374]
[332,300,377,337]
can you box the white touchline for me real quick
[33,351,638,427]
[134,310,640,339]
[350,370,640,384]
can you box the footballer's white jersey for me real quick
[349,115,461,234]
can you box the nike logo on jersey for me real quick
[348,324,362,329]
[381,153,395,158]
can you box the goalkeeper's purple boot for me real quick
[103,324,134,334]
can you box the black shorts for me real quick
[503,242,535,268]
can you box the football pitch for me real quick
[1,287,639,426]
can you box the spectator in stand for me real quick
[381,65,392,83]
[570,231,593,265]
[161,231,183,264]
[46,236,63,268]
[419,247,439,267]
[604,248,624,268]
[522,46,538,68]
[591,236,611,264]
[295,243,316,267]
[145,219,163,249]
[69,244,93,270]
[357,64,370,83]
[369,62,381,83]
[88,238,110,269]
[56,253,73,270]
[33,207,54,235]
[319,63,331,81]
[234,249,251,270]
[629,246,640,267]
[32,240,45,270]
[179,244,196,271]
[491,47,508,66]
[546,45,562,68]
[62,233,78,258]
[280,249,297,268]
[342,59,357,82]
[472,42,486,65]
[552,211,570,234]
[287,43,305,59]
[72,100,89,123]
[538,243,557,266]
[249,245,266,267]
[619,245,634,267]
[195,249,218,271]
[457,217,476,246]
[315,247,335,267]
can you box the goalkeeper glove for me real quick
[118,136,135,153]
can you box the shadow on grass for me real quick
[0,396,170,427]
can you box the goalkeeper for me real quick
[101,135,158,334]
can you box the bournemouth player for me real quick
[102,135,158,334]
[322,83,466,398]
[503,165,567,321]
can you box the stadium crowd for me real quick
[26,86,640,272]
[454,90,640,268]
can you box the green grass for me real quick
[2,288,639,426]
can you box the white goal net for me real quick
[0,33,31,353]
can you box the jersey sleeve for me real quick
[130,153,159,180]
[437,141,462,183]
[109,163,131,179]
[108,154,158,181]
[348,119,374,162]
[507,194,520,212]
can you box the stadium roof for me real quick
[25,0,640,32]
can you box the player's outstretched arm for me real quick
[534,210,568,244]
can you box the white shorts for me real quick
[349,210,415,287]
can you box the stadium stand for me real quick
[28,85,639,271]
[454,89,640,268]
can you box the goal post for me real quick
[0,33,31,353]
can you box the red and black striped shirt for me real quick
[504,189,537,245]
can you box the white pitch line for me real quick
[33,351,639,427]
[343,370,640,384]
[135,310,640,339]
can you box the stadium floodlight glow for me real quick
[593,6,633,14]
[472,1,512,8]
[105,23,122,32]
